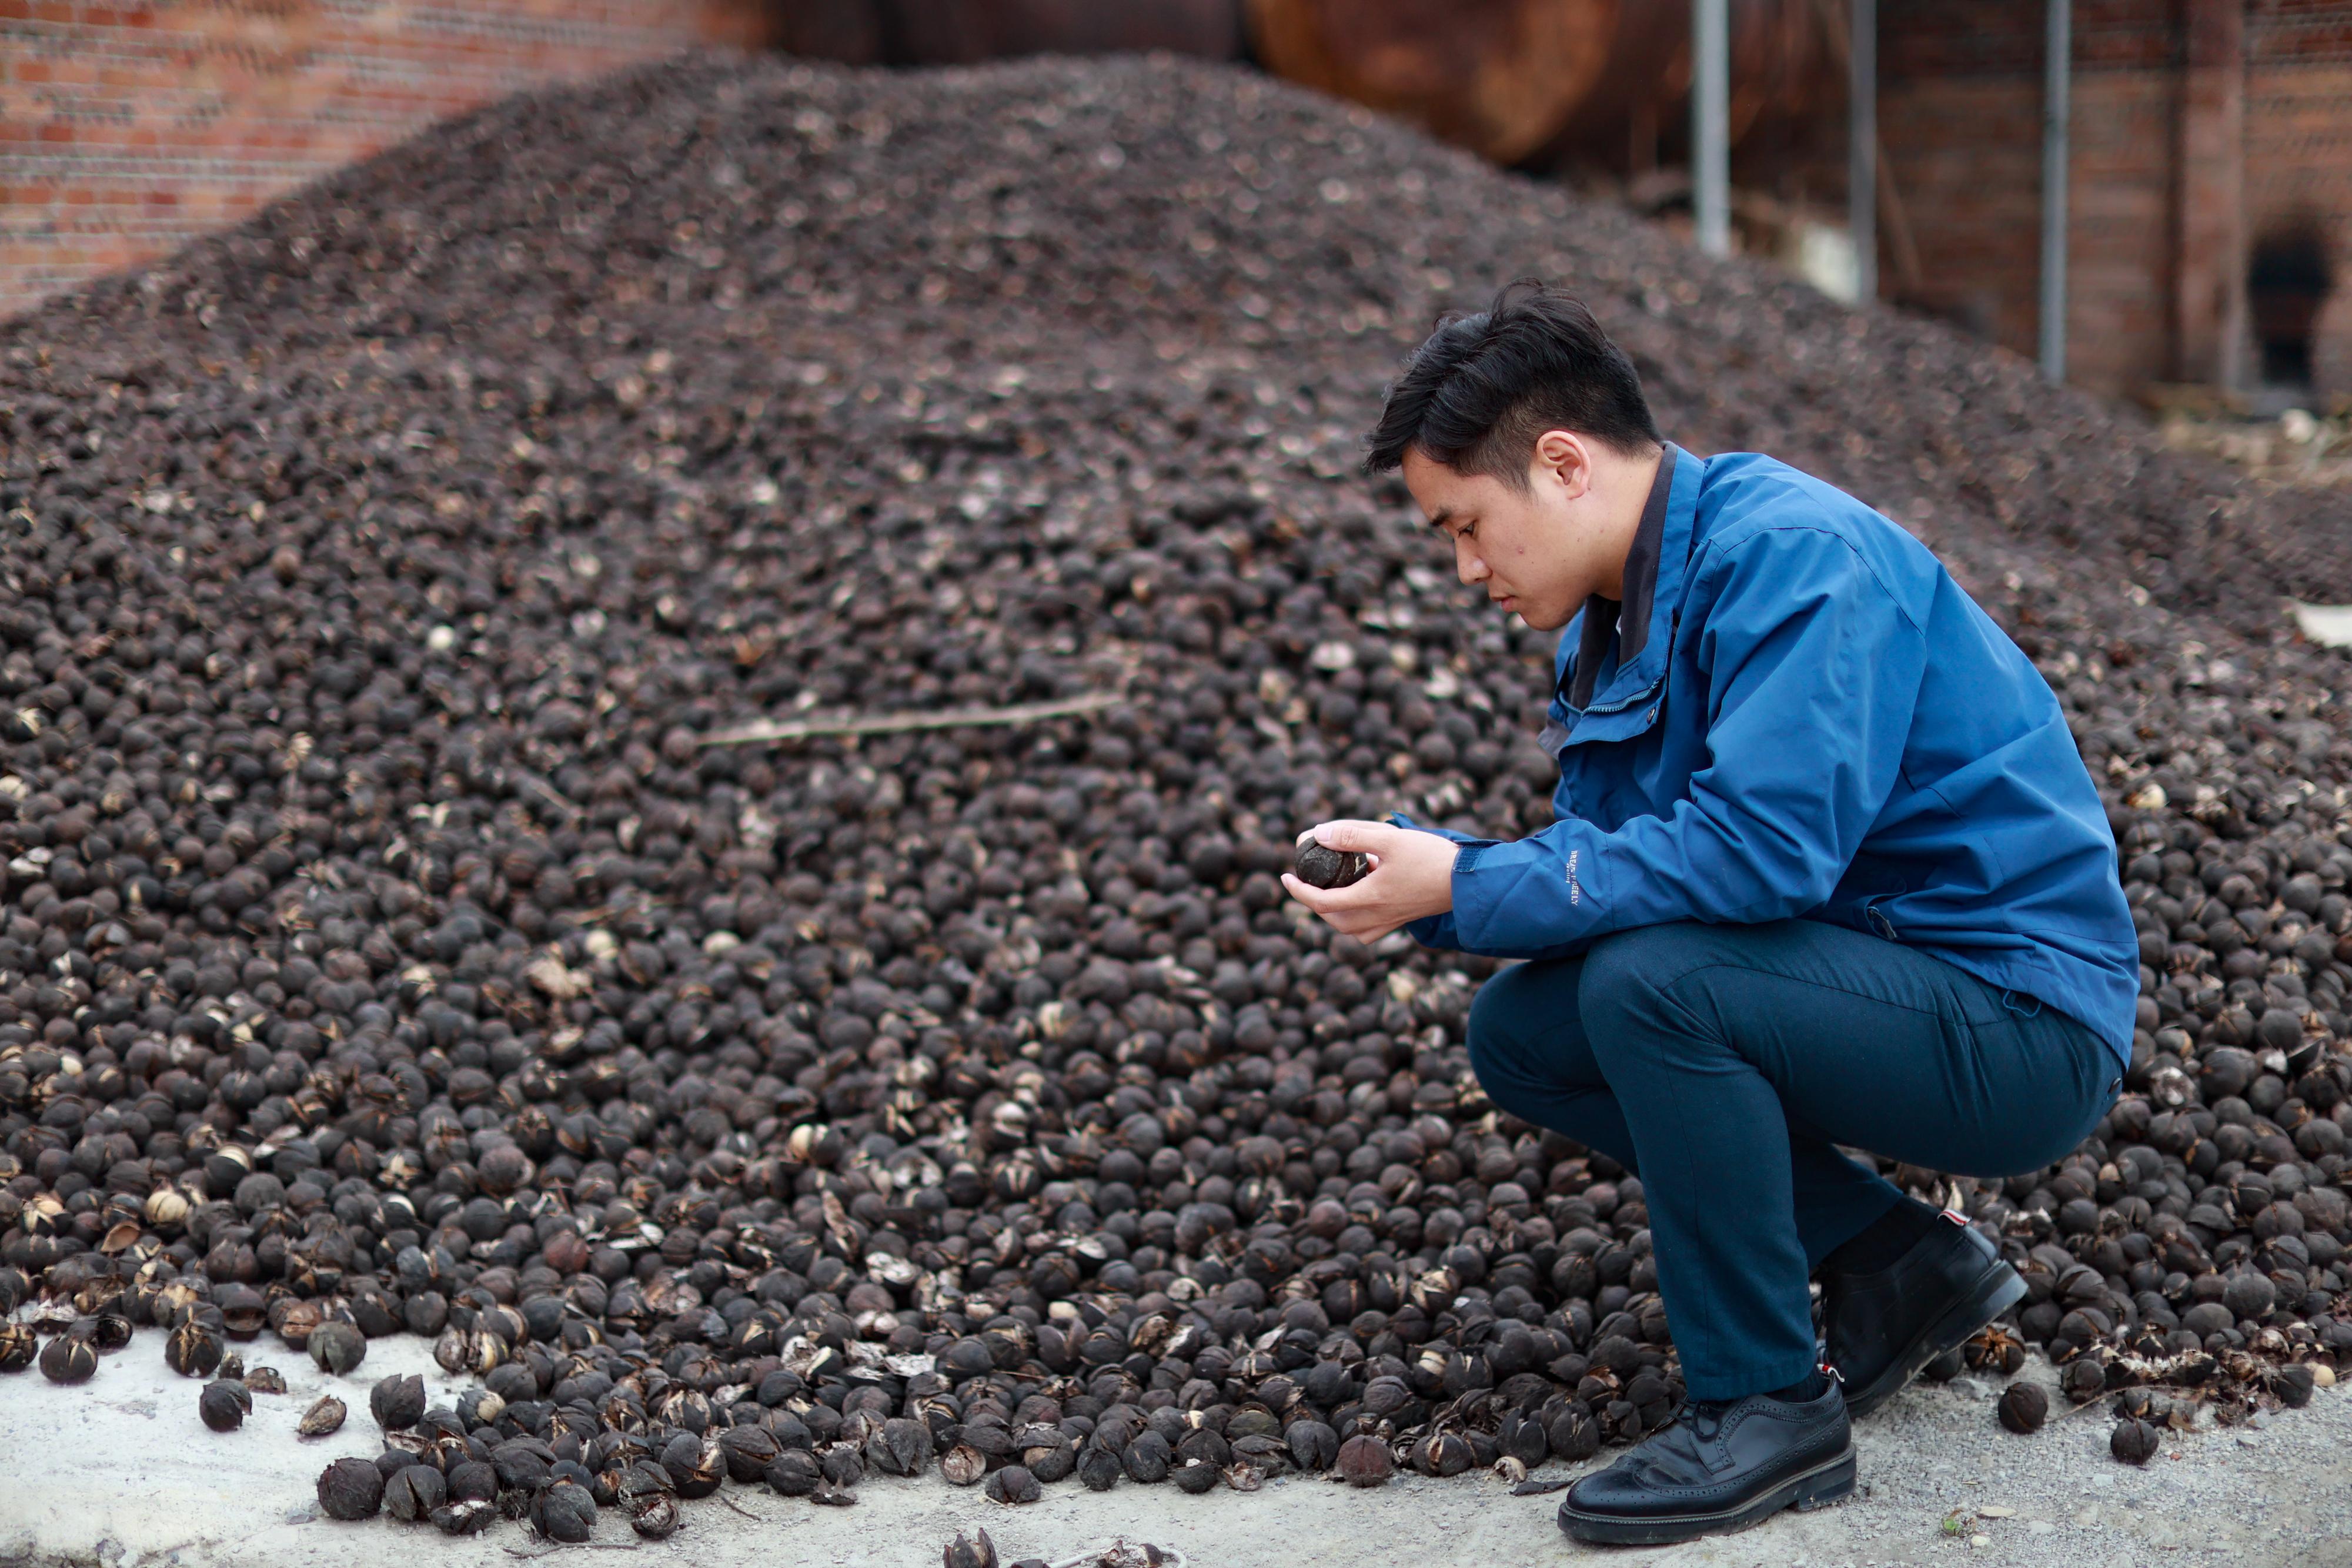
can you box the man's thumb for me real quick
[1302,818,1391,855]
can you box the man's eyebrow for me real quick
[1428,506,1458,531]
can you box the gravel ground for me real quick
[0,1334,2344,1568]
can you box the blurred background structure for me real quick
[6,0,2352,409]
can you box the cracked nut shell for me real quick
[1997,1382,2050,1435]
[308,1322,366,1377]
[199,1378,252,1432]
[2110,1417,2160,1465]
[39,1335,96,1385]
[318,1457,386,1520]
[371,1373,427,1432]
[1294,837,1371,890]
[1336,1433,1394,1487]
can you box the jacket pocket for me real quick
[1557,679,1666,749]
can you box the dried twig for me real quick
[699,691,1120,747]
[503,1543,642,1558]
[510,768,584,822]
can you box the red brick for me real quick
[1876,0,2352,397]
[0,0,778,317]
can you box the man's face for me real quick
[1401,431,1609,633]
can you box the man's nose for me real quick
[1455,540,1487,584]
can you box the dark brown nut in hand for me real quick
[39,1335,96,1385]
[2110,1417,2160,1465]
[372,1373,427,1431]
[309,1322,366,1376]
[200,1378,252,1432]
[318,1457,386,1520]
[1294,836,1371,890]
[299,1395,348,1437]
[1997,1382,2050,1435]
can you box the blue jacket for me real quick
[1404,446,2140,1067]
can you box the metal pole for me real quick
[1849,0,1876,303]
[1693,0,1729,257]
[2039,0,2070,382]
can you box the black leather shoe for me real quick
[1556,1382,1855,1546]
[1823,1211,2025,1419]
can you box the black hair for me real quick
[1364,279,1661,486]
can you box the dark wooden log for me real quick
[1245,0,1621,164]
[780,1,1244,66]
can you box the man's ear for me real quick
[1530,429,1593,500]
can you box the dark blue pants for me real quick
[1467,919,2121,1400]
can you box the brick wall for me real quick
[0,0,778,319]
[1879,0,2352,400]
[2246,3,2352,393]
[1878,0,2184,396]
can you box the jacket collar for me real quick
[1561,442,1699,711]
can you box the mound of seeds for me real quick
[0,51,2346,1533]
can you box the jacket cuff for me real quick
[1405,910,1461,950]
[1450,829,1603,954]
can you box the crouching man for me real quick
[1284,282,2136,1546]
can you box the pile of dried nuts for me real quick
[0,52,2344,1533]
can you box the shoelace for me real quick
[1672,1368,1840,1443]
[1676,1399,1733,1443]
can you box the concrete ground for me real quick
[0,1333,2346,1568]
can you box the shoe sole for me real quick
[1842,1257,2027,1420]
[1557,1449,1857,1546]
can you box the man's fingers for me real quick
[1301,818,1395,855]
[1281,876,1401,945]
[1281,870,1384,910]
[1281,872,1373,917]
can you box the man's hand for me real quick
[1281,820,1458,943]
